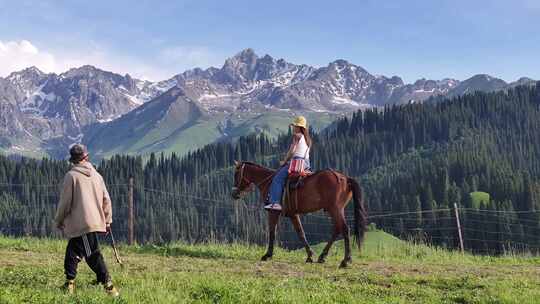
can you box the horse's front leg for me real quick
[291,214,314,263]
[318,229,338,263]
[261,210,281,261]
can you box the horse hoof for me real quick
[317,257,326,264]
[339,261,348,268]
[305,257,313,263]
[261,255,272,261]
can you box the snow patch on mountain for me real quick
[67,133,84,142]
[332,97,361,106]
[19,83,55,115]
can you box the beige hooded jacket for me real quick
[54,161,112,238]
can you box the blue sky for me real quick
[0,0,538,82]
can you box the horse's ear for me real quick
[234,160,240,167]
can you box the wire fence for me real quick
[1,183,539,255]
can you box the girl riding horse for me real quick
[231,116,368,268]
[265,116,312,211]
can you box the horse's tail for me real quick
[348,177,367,250]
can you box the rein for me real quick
[233,163,274,199]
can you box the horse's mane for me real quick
[241,161,275,173]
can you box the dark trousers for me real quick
[64,232,110,284]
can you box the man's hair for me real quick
[69,144,89,164]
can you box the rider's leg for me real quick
[266,165,289,209]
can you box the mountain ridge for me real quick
[0,48,536,158]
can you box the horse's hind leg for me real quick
[340,211,352,268]
[291,215,314,263]
[318,208,344,264]
[261,210,281,261]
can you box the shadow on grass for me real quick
[131,244,228,259]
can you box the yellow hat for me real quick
[291,116,307,129]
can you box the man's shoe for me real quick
[61,279,75,295]
[104,281,120,297]
[264,203,282,211]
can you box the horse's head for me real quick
[231,161,254,200]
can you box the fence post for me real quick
[454,203,464,253]
[128,176,134,245]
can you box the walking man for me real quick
[54,144,119,296]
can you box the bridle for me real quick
[232,163,274,198]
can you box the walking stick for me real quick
[109,228,124,268]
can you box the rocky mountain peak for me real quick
[7,66,45,78]
[61,65,111,79]
[1,48,537,158]
[516,77,534,83]
[388,76,404,86]
[216,49,260,87]
[6,66,48,86]
[472,74,494,81]
[234,48,258,61]
[260,54,274,63]
[323,60,370,76]
[4,66,50,105]
[180,67,216,81]
[330,59,350,67]
[464,74,506,86]
[224,48,258,68]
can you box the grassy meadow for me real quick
[0,230,539,304]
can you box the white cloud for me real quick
[0,40,57,75]
[0,39,223,81]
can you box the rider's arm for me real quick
[281,134,301,165]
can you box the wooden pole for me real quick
[454,203,464,253]
[128,176,134,245]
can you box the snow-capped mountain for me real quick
[0,66,174,154]
[11,65,174,125]
[0,48,536,158]
[163,49,462,113]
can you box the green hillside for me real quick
[85,110,337,160]
[157,111,337,157]
[1,232,539,304]
[82,86,339,159]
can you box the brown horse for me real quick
[231,161,368,268]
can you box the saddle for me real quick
[282,171,313,216]
[287,171,312,189]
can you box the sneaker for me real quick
[264,203,282,211]
[104,281,120,297]
[61,279,75,295]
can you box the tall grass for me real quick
[1,232,539,303]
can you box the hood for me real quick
[70,162,95,177]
